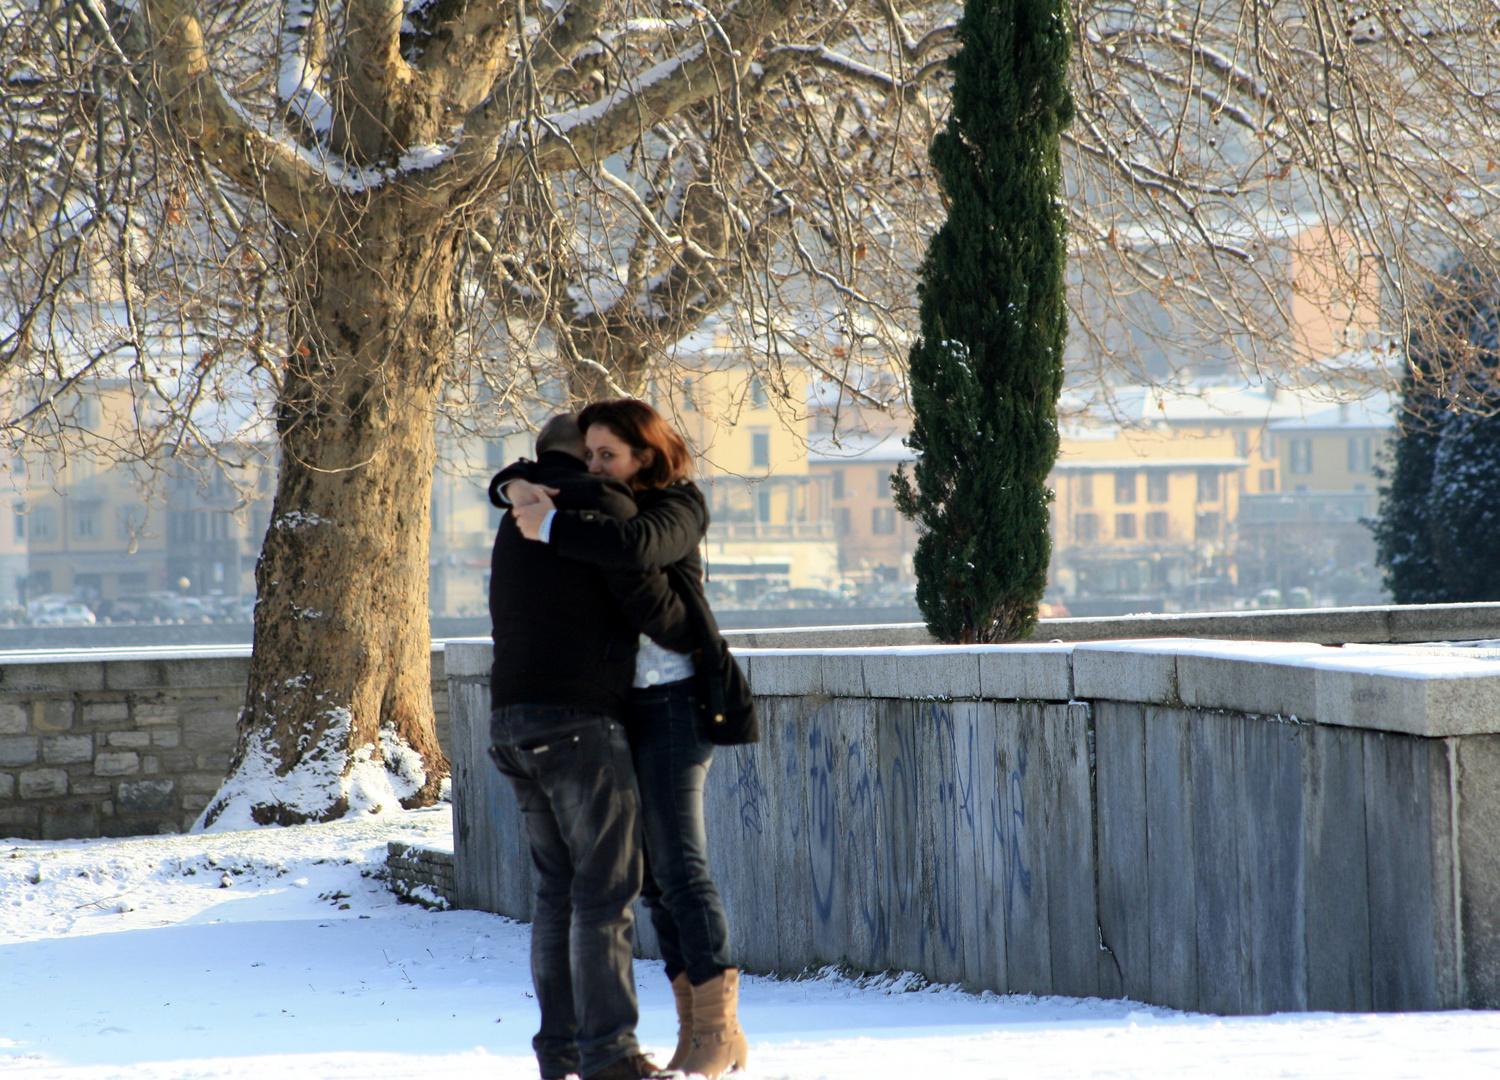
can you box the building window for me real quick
[1233,430,1249,457]
[11,502,22,541]
[875,469,892,499]
[834,506,852,536]
[1114,471,1137,504]
[31,506,57,542]
[751,431,770,468]
[1075,473,1093,508]
[1145,511,1170,539]
[1260,433,1276,461]
[1288,438,1314,474]
[1260,468,1276,492]
[872,507,897,535]
[1074,513,1100,542]
[1115,513,1137,539]
[749,375,768,408]
[1348,436,1372,473]
[1197,470,1221,502]
[1146,472,1169,503]
[831,470,845,499]
[756,489,772,522]
[1195,512,1221,540]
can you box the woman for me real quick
[511,399,749,1080]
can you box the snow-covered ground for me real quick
[2,808,1496,1079]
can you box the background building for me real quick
[1047,385,1393,613]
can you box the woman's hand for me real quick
[513,488,557,541]
[504,478,559,507]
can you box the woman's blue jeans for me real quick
[630,678,732,985]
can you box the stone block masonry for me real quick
[0,645,453,840]
[386,840,456,909]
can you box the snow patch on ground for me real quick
[1,808,1494,1079]
[197,713,427,832]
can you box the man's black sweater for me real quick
[486,451,692,721]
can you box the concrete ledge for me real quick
[1039,601,1500,645]
[738,640,1500,736]
[0,643,449,694]
[442,640,491,679]
[722,623,933,648]
[977,644,1074,700]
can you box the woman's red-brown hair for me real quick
[577,398,694,490]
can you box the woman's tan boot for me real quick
[667,973,694,1070]
[678,968,749,1078]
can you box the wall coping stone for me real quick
[443,636,1500,736]
[0,643,451,694]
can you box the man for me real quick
[487,413,691,1080]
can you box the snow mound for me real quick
[197,709,430,832]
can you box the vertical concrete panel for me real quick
[947,700,994,991]
[836,697,882,972]
[1426,737,1461,1009]
[875,698,926,976]
[774,697,814,971]
[805,696,847,967]
[1095,700,1149,1002]
[1238,719,1307,1013]
[919,700,968,985]
[1457,735,1500,1007]
[1302,723,1372,1012]
[1145,707,1198,1012]
[1192,713,1244,1014]
[704,732,778,974]
[1044,702,1099,999]
[1003,703,1053,995]
[451,679,534,920]
[965,701,1009,993]
[1363,731,1442,1010]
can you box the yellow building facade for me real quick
[1048,386,1392,613]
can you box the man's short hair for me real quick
[536,413,584,457]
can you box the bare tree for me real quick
[0,0,952,825]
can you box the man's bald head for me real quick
[536,413,585,459]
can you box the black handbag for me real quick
[666,563,758,745]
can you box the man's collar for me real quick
[537,449,587,471]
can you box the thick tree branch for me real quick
[142,0,334,226]
[329,0,417,160]
[409,0,514,111]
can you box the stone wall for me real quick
[0,645,451,840]
[447,637,1500,1013]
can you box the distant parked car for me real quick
[757,587,852,609]
[32,602,97,627]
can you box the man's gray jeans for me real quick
[490,705,644,1079]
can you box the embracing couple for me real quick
[486,399,754,1080]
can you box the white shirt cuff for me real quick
[538,509,557,543]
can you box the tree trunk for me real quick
[200,204,454,829]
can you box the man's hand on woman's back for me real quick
[515,488,558,540]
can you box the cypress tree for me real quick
[892,0,1073,643]
[1373,263,1500,602]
